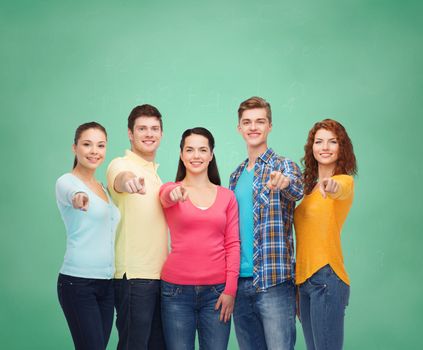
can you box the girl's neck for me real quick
[318,164,336,180]
[72,165,96,184]
[183,172,213,188]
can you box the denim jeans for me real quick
[233,278,296,350]
[161,281,231,350]
[57,273,114,350]
[114,275,165,350]
[298,265,350,350]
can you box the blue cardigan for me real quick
[56,173,120,279]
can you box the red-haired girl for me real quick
[294,119,357,350]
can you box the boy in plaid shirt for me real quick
[229,96,303,350]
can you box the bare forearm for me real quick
[114,171,137,193]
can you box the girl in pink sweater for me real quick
[159,127,240,350]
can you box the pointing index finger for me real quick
[180,186,188,201]
[319,181,327,199]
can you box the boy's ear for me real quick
[128,128,134,142]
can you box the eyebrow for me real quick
[184,146,209,149]
[242,118,267,121]
[80,140,106,143]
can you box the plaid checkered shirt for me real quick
[229,148,303,290]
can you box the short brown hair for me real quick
[128,104,163,132]
[238,96,272,123]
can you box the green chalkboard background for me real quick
[1,0,421,349]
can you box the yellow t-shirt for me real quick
[294,175,354,285]
[107,150,168,279]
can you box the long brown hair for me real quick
[302,119,357,194]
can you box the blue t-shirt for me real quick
[56,173,120,279]
[234,167,254,277]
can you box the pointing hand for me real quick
[318,178,339,198]
[72,192,89,211]
[124,176,146,195]
[267,171,290,190]
[169,185,188,202]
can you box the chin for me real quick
[82,164,99,170]
[318,160,336,166]
[187,168,207,174]
[139,148,155,154]
[248,141,264,147]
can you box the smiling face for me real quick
[128,116,162,161]
[312,128,339,169]
[238,108,272,152]
[72,128,107,170]
[180,134,213,176]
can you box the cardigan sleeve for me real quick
[55,175,86,208]
[223,191,240,297]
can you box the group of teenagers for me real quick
[55,96,357,350]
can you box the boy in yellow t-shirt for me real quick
[107,104,168,350]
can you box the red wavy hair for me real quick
[302,119,357,195]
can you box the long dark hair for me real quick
[73,122,107,169]
[302,119,357,194]
[175,127,221,185]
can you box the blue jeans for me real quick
[161,281,231,350]
[114,275,165,350]
[233,278,296,350]
[57,273,114,350]
[298,265,350,350]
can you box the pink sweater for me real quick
[159,182,240,296]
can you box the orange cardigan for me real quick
[294,175,354,285]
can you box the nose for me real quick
[193,150,200,158]
[250,122,257,130]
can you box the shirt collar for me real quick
[125,149,160,171]
[257,148,275,164]
[236,148,275,172]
